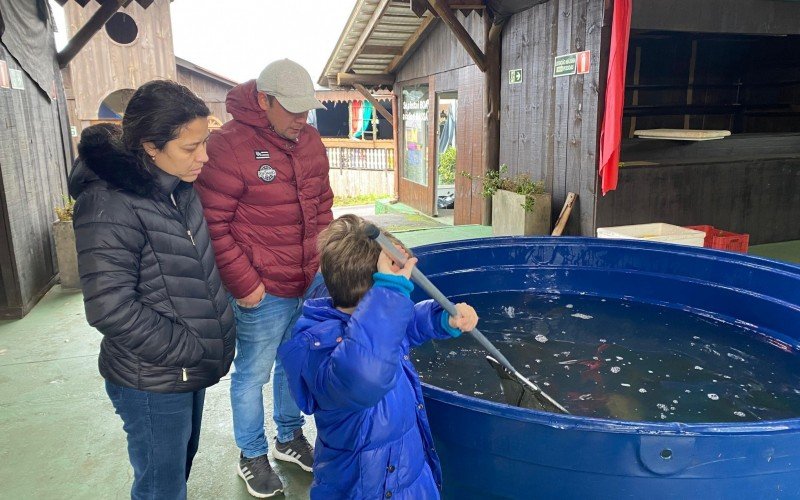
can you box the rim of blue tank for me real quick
[411,236,800,436]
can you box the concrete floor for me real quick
[1,213,795,499]
[0,221,490,500]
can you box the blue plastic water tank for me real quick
[410,237,800,500]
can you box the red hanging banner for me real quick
[598,0,632,195]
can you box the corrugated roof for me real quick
[319,1,547,88]
[318,0,437,88]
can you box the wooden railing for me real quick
[321,139,396,197]
[322,139,395,171]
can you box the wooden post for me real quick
[57,0,130,68]
[353,83,393,123]
[627,46,642,138]
[481,18,505,225]
[551,192,578,236]
[392,93,400,200]
[684,39,698,129]
[429,0,487,72]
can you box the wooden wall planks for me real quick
[63,0,176,129]
[500,0,607,236]
[0,43,71,317]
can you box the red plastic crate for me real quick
[686,225,750,253]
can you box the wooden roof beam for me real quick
[386,13,436,73]
[353,83,394,124]
[410,0,429,17]
[447,0,485,10]
[428,0,486,72]
[342,0,393,74]
[57,0,131,68]
[360,45,404,55]
[337,72,395,86]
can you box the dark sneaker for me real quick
[272,429,314,472]
[237,453,284,498]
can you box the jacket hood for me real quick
[226,80,271,129]
[296,298,351,328]
[69,125,180,200]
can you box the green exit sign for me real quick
[508,68,523,84]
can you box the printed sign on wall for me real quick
[9,68,24,90]
[0,60,10,89]
[576,51,591,74]
[554,51,591,78]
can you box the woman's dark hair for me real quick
[122,80,210,158]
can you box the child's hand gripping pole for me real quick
[363,223,569,414]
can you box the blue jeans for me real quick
[105,381,205,500]
[229,273,326,458]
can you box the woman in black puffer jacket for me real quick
[69,80,235,500]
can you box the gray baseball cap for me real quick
[256,59,325,113]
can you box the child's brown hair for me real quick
[317,214,410,308]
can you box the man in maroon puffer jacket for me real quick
[195,59,333,498]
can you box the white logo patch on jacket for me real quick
[257,165,277,183]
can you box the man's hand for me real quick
[448,303,479,332]
[236,283,266,308]
[377,245,417,280]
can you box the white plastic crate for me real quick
[597,223,705,247]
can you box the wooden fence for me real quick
[323,139,395,198]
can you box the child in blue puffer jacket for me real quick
[278,214,478,499]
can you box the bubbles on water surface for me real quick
[412,292,800,423]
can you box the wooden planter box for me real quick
[53,220,80,289]
[491,189,552,236]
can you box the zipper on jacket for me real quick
[171,190,228,368]
[172,193,197,246]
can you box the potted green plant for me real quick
[53,195,80,289]
[463,165,551,236]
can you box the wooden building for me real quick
[321,0,488,224]
[0,0,220,317]
[61,0,236,148]
[597,0,800,245]
[315,89,396,198]
[175,56,235,128]
[322,0,800,243]
[0,0,72,318]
